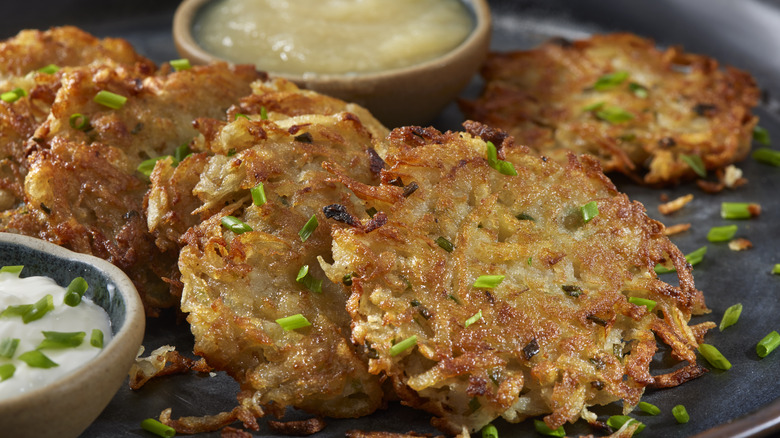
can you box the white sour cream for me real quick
[0,272,112,399]
[194,0,474,75]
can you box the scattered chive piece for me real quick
[275,313,311,331]
[516,213,534,221]
[464,310,483,328]
[0,265,23,275]
[494,160,517,176]
[707,224,738,243]
[629,82,648,98]
[69,113,90,130]
[773,264,780,275]
[260,106,268,120]
[658,246,710,273]
[681,154,707,177]
[17,350,58,368]
[481,423,499,438]
[485,141,517,176]
[719,303,742,331]
[365,207,378,218]
[221,216,252,234]
[0,337,20,359]
[38,64,60,74]
[1,303,32,318]
[0,363,15,381]
[561,285,582,297]
[63,277,88,307]
[298,214,318,242]
[389,335,417,357]
[592,71,629,90]
[23,294,54,323]
[638,401,661,416]
[721,202,754,219]
[296,265,322,293]
[250,182,266,206]
[606,415,645,434]
[698,343,731,370]
[141,418,176,438]
[468,397,481,413]
[672,404,690,424]
[37,331,85,349]
[583,101,605,112]
[170,58,191,71]
[1,88,25,103]
[94,90,127,109]
[753,125,771,145]
[596,106,634,124]
[472,275,505,289]
[752,147,780,166]
[534,419,566,437]
[436,236,454,252]
[628,297,657,312]
[137,156,168,177]
[486,141,498,166]
[173,143,191,162]
[580,201,599,223]
[90,329,104,348]
[757,331,780,358]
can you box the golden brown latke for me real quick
[320,122,714,433]
[460,33,759,185]
[146,78,389,420]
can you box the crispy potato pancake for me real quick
[460,33,759,185]
[320,122,714,433]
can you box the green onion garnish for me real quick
[773,264,780,275]
[628,297,656,312]
[63,277,88,307]
[596,106,634,124]
[719,303,742,331]
[583,101,605,112]
[516,213,534,221]
[481,423,499,438]
[757,331,780,358]
[672,404,690,424]
[137,156,168,177]
[170,58,191,71]
[221,216,252,234]
[275,313,311,331]
[0,337,20,359]
[721,202,756,219]
[464,310,482,328]
[698,343,731,370]
[0,363,15,381]
[681,154,707,178]
[235,113,249,120]
[638,401,660,416]
[90,329,104,348]
[1,88,26,103]
[389,335,417,357]
[298,214,318,242]
[69,113,90,130]
[1,303,32,318]
[657,246,708,274]
[260,106,268,120]
[707,225,738,242]
[141,418,176,438]
[94,90,127,109]
[753,125,771,145]
[436,236,454,252]
[23,294,54,323]
[38,64,60,74]
[473,275,505,289]
[580,201,599,223]
[0,265,23,275]
[250,182,266,206]
[592,71,629,91]
[173,143,191,162]
[485,141,517,176]
[296,265,322,293]
[17,350,58,368]
[37,331,85,349]
[752,147,780,166]
[606,416,645,434]
[534,419,566,437]
[629,82,648,98]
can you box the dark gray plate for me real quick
[4,1,780,436]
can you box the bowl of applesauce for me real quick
[173,0,491,127]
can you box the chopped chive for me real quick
[595,106,634,124]
[719,303,742,331]
[0,363,15,381]
[141,418,176,438]
[38,64,60,74]
[753,125,771,145]
[18,350,58,368]
[580,201,599,223]
[486,141,498,166]
[69,113,90,131]
[296,265,322,293]
[721,202,757,219]
[94,90,127,109]
[707,225,738,242]
[37,331,86,349]
[221,216,253,234]
[298,214,318,242]
[752,147,780,166]
[629,82,648,98]
[90,329,104,348]
[389,335,417,357]
[23,294,54,323]
[638,401,660,416]
[561,285,582,297]
[628,297,657,312]
[260,106,268,120]
[672,404,690,424]
[170,58,191,71]
[583,101,605,112]
[0,265,23,275]
[342,273,353,286]
[592,71,629,90]
[464,310,482,328]
[137,156,168,177]
[1,88,25,103]
[681,154,707,177]
[657,246,710,273]
[365,207,378,218]
[473,275,505,289]
[516,213,534,221]
[773,264,780,275]
[275,314,311,331]
[1,303,32,318]
[0,337,20,359]
[606,416,645,434]
[173,143,191,162]
[698,343,731,370]
[251,182,266,206]
[481,423,498,438]
[469,397,481,413]
[534,419,566,437]
[485,141,517,175]
[63,277,88,307]
[757,331,780,358]
[436,236,454,252]
[494,160,517,176]
[235,113,249,120]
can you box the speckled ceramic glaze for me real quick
[0,232,145,438]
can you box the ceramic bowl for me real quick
[173,0,491,127]
[0,232,145,438]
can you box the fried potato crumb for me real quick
[728,238,753,251]
[663,223,692,236]
[658,194,694,215]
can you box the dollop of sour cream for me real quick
[194,0,474,75]
[0,271,112,399]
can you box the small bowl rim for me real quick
[173,0,491,83]
[0,232,145,407]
